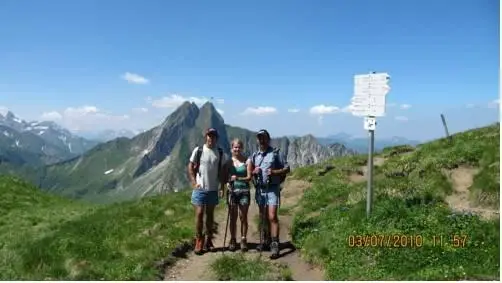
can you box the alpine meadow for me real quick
[0,0,499,281]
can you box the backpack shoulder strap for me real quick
[195,146,203,164]
[193,146,203,174]
[251,151,258,166]
[272,148,281,167]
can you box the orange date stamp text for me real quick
[347,234,424,248]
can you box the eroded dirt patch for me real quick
[445,167,499,220]
[348,156,386,183]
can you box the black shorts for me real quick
[229,190,250,206]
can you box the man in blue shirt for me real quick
[249,129,290,259]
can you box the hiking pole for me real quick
[222,182,233,253]
[259,185,265,257]
[265,175,270,251]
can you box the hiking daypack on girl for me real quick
[251,147,286,185]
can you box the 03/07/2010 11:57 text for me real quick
[347,234,468,248]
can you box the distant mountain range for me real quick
[0,111,99,166]
[0,102,357,203]
[317,133,421,153]
[0,103,422,204]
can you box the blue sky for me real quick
[0,0,499,140]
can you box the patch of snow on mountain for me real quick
[68,142,72,153]
[38,130,45,135]
[13,117,22,123]
[104,169,114,175]
[15,140,20,147]
[2,131,11,137]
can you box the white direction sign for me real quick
[350,72,390,117]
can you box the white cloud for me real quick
[216,98,225,104]
[309,104,340,115]
[0,106,9,117]
[64,106,99,116]
[41,111,63,120]
[340,105,352,113]
[387,103,397,107]
[288,108,300,113]
[40,105,130,132]
[150,94,212,108]
[395,116,409,122]
[132,107,149,113]
[466,103,476,108]
[122,72,149,85]
[242,106,277,116]
[216,108,224,115]
[400,104,412,110]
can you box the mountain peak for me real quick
[199,102,223,123]
[0,107,8,117]
[160,101,199,128]
[200,101,214,107]
[5,111,16,120]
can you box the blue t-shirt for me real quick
[250,146,289,189]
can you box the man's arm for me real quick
[187,148,198,188]
[271,151,290,175]
[187,163,196,185]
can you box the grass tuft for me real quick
[209,254,275,281]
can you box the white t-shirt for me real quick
[189,144,228,191]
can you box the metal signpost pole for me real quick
[350,71,390,218]
[366,116,375,217]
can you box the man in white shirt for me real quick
[187,128,228,255]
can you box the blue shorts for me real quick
[191,189,219,206]
[255,186,281,207]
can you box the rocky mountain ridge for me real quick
[33,102,354,203]
[0,111,98,165]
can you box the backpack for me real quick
[251,147,286,185]
[193,145,224,182]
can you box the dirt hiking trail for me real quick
[164,179,324,281]
[445,167,499,220]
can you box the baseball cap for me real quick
[256,129,270,138]
[205,128,218,137]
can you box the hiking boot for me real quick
[228,238,237,252]
[204,236,216,252]
[257,230,271,251]
[194,236,204,255]
[240,238,248,252]
[270,240,280,259]
[256,241,270,252]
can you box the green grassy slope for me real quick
[39,137,136,202]
[291,123,500,281]
[0,175,194,280]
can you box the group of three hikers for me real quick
[187,127,290,260]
